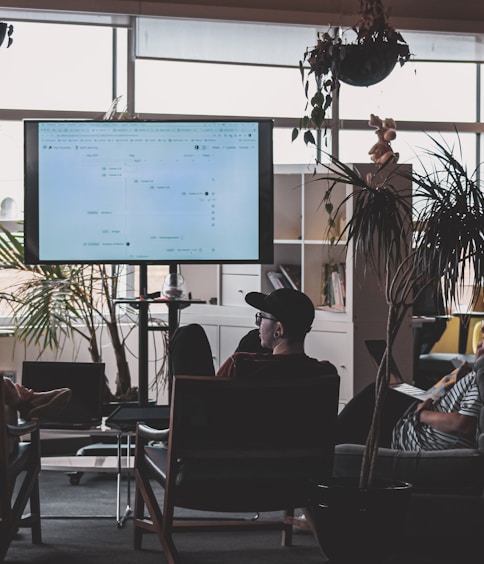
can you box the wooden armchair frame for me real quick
[133,374,340,563]
[0,377,42,562]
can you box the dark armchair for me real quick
[0,378,42,561]
[133,373,340,563]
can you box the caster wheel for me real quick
[67,471,84,485]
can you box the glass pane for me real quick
[340,130,476,174]
[0,121,23,220]
[135,59,306,118]
[136,17,315,67]
[273,127,321,165]
[0,21,114,111]
[114,28,128,103]
[404,31,484,62]
[340,61,476,122]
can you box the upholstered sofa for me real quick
[333,356,484,545]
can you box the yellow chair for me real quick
[430,316,483,355]
[471,320,483,353]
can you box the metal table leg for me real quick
[116,432,132,528]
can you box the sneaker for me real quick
[25,388,72,420]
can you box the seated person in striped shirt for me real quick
[337,329,484,451]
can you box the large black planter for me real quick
[339,41,401,87]
[311,477,413,563]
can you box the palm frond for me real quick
[320,154,413,275]
[403,133,484,312]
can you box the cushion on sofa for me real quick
[334,443,484,495]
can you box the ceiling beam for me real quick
[2,1,484,34]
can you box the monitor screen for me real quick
[24,119,274,265]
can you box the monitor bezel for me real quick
[23,118,274,266]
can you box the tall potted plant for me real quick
[324,136,484,486]
[309,138,484,561]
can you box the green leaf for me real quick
[310,90,325,107]
[303,130,316,146]
[299,60,305,82]
[311,106,325,129]
[291,128,299,142]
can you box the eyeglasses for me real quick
[255,312,277,326]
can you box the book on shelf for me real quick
[279,264,302,291]
[267,271,291,290]
[320,262,346,312]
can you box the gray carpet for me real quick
[5,469,477,563]
[5,470,326,564]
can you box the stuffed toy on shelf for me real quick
[368,113,399,165]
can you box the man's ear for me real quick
[275,321,284,337]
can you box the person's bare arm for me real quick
[415,332,484,438]
[417,405,477,436]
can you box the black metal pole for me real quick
[138,264,149,406]
[167,263,179,403]
[168,263,179,338]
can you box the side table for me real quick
[40,425,135,528]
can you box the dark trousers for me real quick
[336,384,415,447]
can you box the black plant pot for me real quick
[339,41,401,87]
[310,477,412,564]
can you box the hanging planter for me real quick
[293,0,410,145]
[339,40,403,86]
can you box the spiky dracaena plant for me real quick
[322,135,484,489]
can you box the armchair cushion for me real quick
[144,444,325,511]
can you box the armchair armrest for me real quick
[7,420,39,438]
[136,423,170,443]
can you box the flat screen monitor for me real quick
[24,119,274,265]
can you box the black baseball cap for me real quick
[245,288,315,333]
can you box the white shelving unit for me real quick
[176,162,413,405]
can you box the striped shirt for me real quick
[391,372,482,451]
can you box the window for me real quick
[0,22,115,111]
[340,61,477,122]
[0,15,482,309]
[135,59,305,119]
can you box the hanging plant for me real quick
[293,0,410,146]
[0,20,13,49]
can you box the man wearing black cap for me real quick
[170,288,337,380]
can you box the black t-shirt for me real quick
[217,351,338,380]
